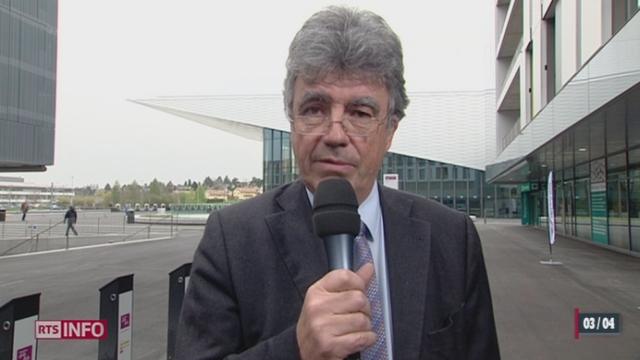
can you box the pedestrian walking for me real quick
[21,201,29,221]
[64,206,78,237]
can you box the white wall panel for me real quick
[580,0,603,66]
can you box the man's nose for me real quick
[323,115,349,145]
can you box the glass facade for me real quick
[0,1,57,169]
[263,128,295,191]
[263,128,520,218]
[518,85,640,253]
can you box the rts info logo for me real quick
[35,320,107,340]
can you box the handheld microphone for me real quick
[312,178,360,271]
[312,178,362,360]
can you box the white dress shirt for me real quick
[307,182,393,359]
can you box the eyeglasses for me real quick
[290,112,384,137]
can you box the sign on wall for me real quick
[383,174,399,190]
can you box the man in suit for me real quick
[177,6,500,359]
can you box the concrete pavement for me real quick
[480,223,640,359]
[0,221,638,359]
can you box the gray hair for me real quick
[283,6,409,125]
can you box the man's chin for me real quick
[303,174,353,191]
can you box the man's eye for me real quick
[350,109,374,119]
[300,106,324,117]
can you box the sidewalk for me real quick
[1,220,637,359]
[476,222,640,359]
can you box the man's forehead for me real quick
[298,72,384,87]
[294,75,388,102]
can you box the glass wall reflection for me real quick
[263,128,520,218]
[520,84,640,253]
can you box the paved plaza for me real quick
[0,217,638,359]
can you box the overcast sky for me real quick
[9,0,495,188]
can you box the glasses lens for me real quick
[292,115,380,136]
[345,115,378,135]
[294,115,325,134]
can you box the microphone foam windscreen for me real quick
[312,178,361,237]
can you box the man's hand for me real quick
[296,263,376,360]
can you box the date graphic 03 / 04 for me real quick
[574,308,621,339]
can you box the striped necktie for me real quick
[354,222,389,360]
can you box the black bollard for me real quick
[98,275,133,360]
[0,293,40,360]
[166,263,191,360]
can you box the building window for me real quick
[419,168,426,181]
[607,168,630,249]
[543,15,557,104]
[612,0,640,35]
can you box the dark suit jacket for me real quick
[176,180,500,359]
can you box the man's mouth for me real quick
[318,158,353,166]
[314,158,356,172]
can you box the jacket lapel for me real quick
[380,186,431,359]
[264,181,329,299]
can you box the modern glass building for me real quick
[489,0,640,253]
[263,128,520,218]
[135,89,522,219]
[0,0,57,172]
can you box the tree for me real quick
[223,175,231,185]
[212,176,225,190]
[149,178,166,204]
[191,181,199,191]
[249,177,263,189]
[196,185,206,203]
[228,177,240,199]
[123,181,143,204]
[203,176,215,188]
[104,183,111,191]
[58,196,72,207]
[111,181,121,204]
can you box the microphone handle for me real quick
[323,234,355,271]
[323,234,360,359]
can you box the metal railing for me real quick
[0,211,179,257]
[121,224,153,243]
[0,220,65,256]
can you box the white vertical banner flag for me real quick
[548,171,556,245]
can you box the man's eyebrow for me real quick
[298,91,331,106]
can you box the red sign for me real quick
[17,346,33,360]
[35,320,107,340]
[120,313,130,329]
